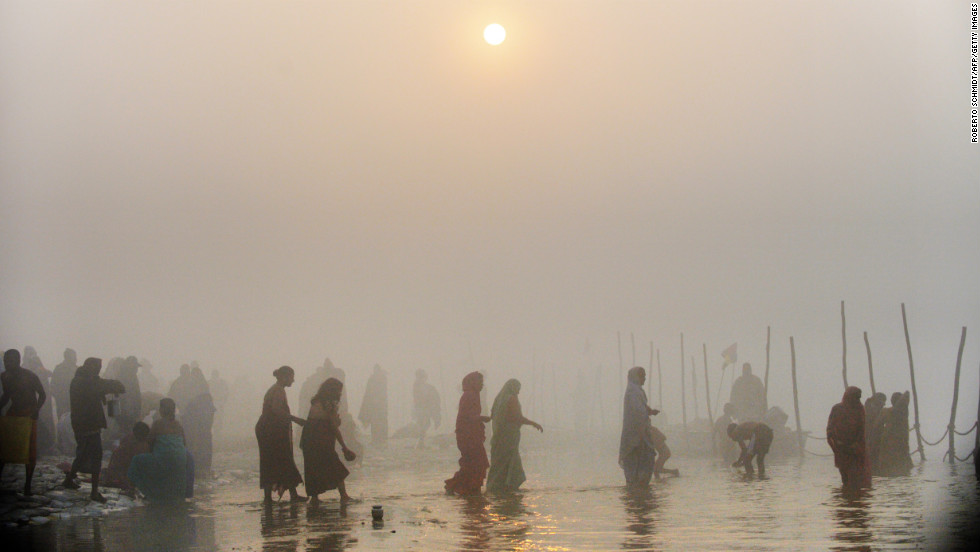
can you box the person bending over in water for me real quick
[727,421,773,477]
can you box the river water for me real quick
[10,433,979,551]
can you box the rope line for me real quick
[953,421,978,436]
[917,426,949,447]
[803,447,834,458]
[805,434,827,441]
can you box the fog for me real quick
[1,1,977,444]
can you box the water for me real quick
[9,434,979,551]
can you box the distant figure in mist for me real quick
[713,403,739,463]
[358,364,388,448]
[619,367,659,487]
[413,370,441,449]
[485,379,542,493]
[114,356,142,442]
[168,364,196,415]
[23,346,56,456]
[183,392,216,478]
[727,421,773,477]
[128,398,190,502]
[729,363,765,422]
[50,348,76,420]
[873,391,912,477]
[208,369,229,443]
[863,392,887,471]
[0,348,46,496]
[444,371,492,495]
[137,358,160,394]
[255,366,307,503]
[826,386,871,489]
[62,357,126,503]
[300,377,355,504]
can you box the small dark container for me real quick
[371,505,383,521]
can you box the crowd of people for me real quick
[0,345,941,508]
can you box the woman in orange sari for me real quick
[827,386,871,489]
[445,372,492,495]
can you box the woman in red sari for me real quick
[444,371,492,495]
[255,366,307,503]
[827,386,871,489]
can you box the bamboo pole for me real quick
[703,343,714,425]
[864,331,876,396]
[681,333,688,448]
[841,300,848,389]
[551,364,558,428]
[648,342,654,405]
[947,326,968,464]
[631,332,636,368]
[656,349,663,409]
[902,303,926,461]
[763,326,771,412]
[618,332,624,411]
[790,336,804,457]
[596,365,605,429]
[692,357,699,420]
[975,360,980,456]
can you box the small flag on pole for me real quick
[721,343,737,368]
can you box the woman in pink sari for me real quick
[444,372,492,495]
[827,386,871,489]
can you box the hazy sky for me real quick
[1,1,977,434]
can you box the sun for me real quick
[484,23,506,45]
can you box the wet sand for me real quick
[4,434,978,551]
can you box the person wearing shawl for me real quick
[485,379,542,493]
[863,392,887,473]
[874,391,912,477]
[128,398,189,502]
[300,377,355,504]
[445,371,492,495]
[827,386,871,489]
[182,392,216,478]
[619,367,659,487]
[255,366,307,503]
[358,364,388,448]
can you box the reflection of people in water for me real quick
[458,496,492,551]
[827,386,871,490]
[727,421,774,477]
[830,487,873,549]
[622,486,658,550]
[486,379,542,493]
[619,367,659,487]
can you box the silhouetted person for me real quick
[300,378,355,504]
[827,386,871,489]
[256,366,307,504]
[103,421,151,494]
[358,364,388,448]
[413,369,441,449]
[874,391,912,477]
[727,421,773,477]
[619,367,659,487]
[183,392,216,478]
[128,398,190,502]
[168,364,196,415]
[62,357,126,503]
[444,371,492,495]
[23,346,56,456]
[713,402,739,462]
[0,348,46,495]
[208,369,229,442]
[50,348,77,419]
[486,379,542,493]
[729,363,765,422]
[190,366,210,401]
[863,392,887,472]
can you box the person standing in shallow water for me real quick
[727,421,774,477]
[255,366,307,503]
[0,349,46,496]
[874,391,912,477]
[485,379,542,494]
[445,371,492,495]
[827,386,871,489]
[619,367,659,487]
[300,378,355,504]
[358,364,388,448]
